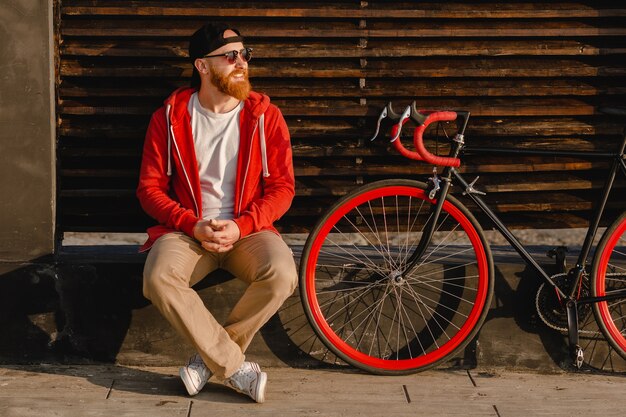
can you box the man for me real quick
[137,22,297,403]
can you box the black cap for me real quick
[189,23,244,87]
[189,23,243,60]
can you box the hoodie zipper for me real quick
[237,119,258,217]
[259,113,270,178]
[168,107,200,217]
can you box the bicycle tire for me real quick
[299,179,494,374]
[591,211,626,359]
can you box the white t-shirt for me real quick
[188,92,242,220]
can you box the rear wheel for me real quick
[591,211,626,359]
[299,179,494,374]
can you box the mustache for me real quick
[229,69,248,78]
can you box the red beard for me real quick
[210,67,251,101]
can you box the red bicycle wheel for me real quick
[299,180,493,374]
[592,211,626,358]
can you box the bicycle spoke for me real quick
[403,284,470,321]
[400,210,435,269]
[339,208,398,271]
[402,281,462,326]
[385,287,401,359]
[402,285,444,352]
[353,286,389,352]
[607,264,626,273]
[316,251,381,274]
[405,260,479,281]
[397,288,424,358]
[366,200,385,263]
[414,215,462,270]
[322,283,396,334]
[394,290,417,359]
[408,277,478,306]
[409,275,480,292]
[316,282,388,295]
[368,282,394,357]
[390,286,414,359]
[320,239,389,278]
[316,280,387,313]
[414,246,476,268]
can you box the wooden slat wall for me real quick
[56,1,626,234]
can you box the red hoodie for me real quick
[137,87,295,251]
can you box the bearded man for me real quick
[137,23,297,403]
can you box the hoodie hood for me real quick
[164,87,270,124]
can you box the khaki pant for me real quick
[142,231,297,378]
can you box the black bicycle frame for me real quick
[427,128,626,303]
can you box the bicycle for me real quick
[298,103,626,375]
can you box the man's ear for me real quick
[194,58,209,75]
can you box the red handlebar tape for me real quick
[390,111,461,168]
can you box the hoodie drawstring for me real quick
[259,113,270,178]
[165,104,173,176]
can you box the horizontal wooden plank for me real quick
[57,134,623,160]
[360,79,626,98]
[59,78,626,99]
[58,209,619,233]
[58,171,625,199]
[59,97,609,117]
[364,58,626,78]
[292,192,624,213]
[361,39,626,58]
[57,117,625,142]
[61,3,626,19]
[58,156,611,179]
[60,39,626,58]
[60,20,626,38]
[57,191,622,219]
[293,160,607,176]
[279,98,604,117]
[59,79,363,98]
[61,27,626,40]
[58,176,626,201]
[59,58,626,78]
[461,118,623,137]
[60,169,138,178]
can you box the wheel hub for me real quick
[389,270,405,286]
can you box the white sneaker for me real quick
[179,353,212,396]
[224,361,267,403]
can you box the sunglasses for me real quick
[203,47,253,64]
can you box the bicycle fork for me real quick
[402,168,454,274]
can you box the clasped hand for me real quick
[193,219,241,252]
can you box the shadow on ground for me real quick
[0,247,623,376]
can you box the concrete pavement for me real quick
[0,364,623,416]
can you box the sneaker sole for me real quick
[255,372,267,403]
[179,367,200,396]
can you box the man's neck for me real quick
[196,84,241,114]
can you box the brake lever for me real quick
[390,105,411,143]
[411,101,428,125]
[387,101,401,119]
[369,106,388,141]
